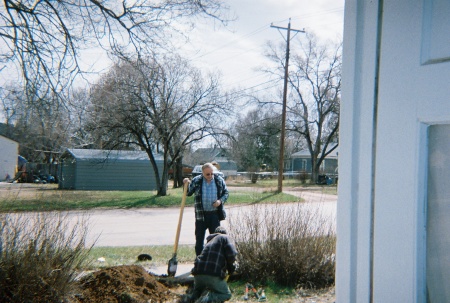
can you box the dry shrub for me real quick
[228,203,335,288]
[0,212,93,302]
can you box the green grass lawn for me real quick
[0,179,328,212]
[86,244,196,270]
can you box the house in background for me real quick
[210,157,237,178]
[0,135,19,181]
[58,149,163,190]
[189,147,237,177]
[287,148,338,176]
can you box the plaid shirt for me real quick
[187,174,229,221]
[193,233,237,278]
[201,179,218,211]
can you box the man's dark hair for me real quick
[215,226,227,234]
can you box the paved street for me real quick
[0,182,337,247]
[75,188,337,247]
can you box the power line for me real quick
[290,7,344,23]
[189,24,269,61]
[270,18,305,193]
[185,6,344,104]
[190,6,344,62]
[225,79,280,98]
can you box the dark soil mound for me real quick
[73,265,180,303]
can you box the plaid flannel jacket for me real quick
[193,233,237,278]
[187,174,229,221]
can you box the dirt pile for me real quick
[73,265,181,303]
[66,264,336,303]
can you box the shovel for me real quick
[167,182,188,276]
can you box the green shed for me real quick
[58,149,163,190]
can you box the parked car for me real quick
[191,165,225,179]
[316,174,333,185]
[39,173,57,184]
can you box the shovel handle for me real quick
[173,182,188,254]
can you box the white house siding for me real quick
[338,1,391,301]
[0,136,18,181]
[338,0,450,302]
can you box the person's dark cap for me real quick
[215,226,227,234]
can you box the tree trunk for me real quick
[311,167,319,184]
[157,152,171,196]
[157,159,168,195]
[310,153,319,183]
[158,177,168,196]
[173,157,183,188]
[147,149,168,196]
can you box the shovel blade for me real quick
[167,256,178,276]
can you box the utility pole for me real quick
[271,19,305,193]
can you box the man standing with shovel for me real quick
[183,162,229,256]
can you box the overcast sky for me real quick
[0,1,344,123]
[180,0,345,90]
[176,0,345,147]
[0,0,344,91]
[77,0,345,90]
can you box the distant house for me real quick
[58,149,163,190]
[287,147,338,176]
[189,147,237,177]
[211,157,238,178]
[0,135,19,181]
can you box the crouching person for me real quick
[187,226,237,303]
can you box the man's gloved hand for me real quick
[227,263,236,275]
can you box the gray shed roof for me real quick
[0,135,19,145]
[64,149,163,161]
[213,157,237,170]
[191,147,230,161]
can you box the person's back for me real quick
[188,227,237,303]
[194,233,236,279]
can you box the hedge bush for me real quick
[0,213,93,302]
[228,202,335,288]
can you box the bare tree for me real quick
[0,85,22,133]
[0,0,232,103]
[66,87,95,149]
[88,55,232,195]
[230,108,281,172]
[0,85,70,163]
[264,33,341,182]
[0,84,97,164]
